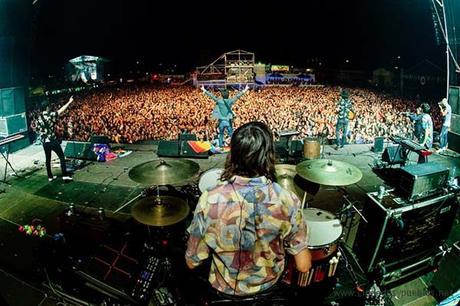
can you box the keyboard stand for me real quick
[0,144,21,184]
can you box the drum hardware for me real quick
[364,282,385,306]
[337,244,367,293]
[114,159,200,226]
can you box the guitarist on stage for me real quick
[201,85,249,148]
[335,89,354,149]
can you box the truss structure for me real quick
[195,50,255,88]
[431,0,460,94]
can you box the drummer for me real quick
[185,121,311,300]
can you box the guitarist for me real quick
[201,85,249,148]
[35,96,75,182]
[335,89,354,149]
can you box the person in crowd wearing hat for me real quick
[437,98,451,153]
[419,103,433,150]
[201,85,250,148]
[335,89,353,149]
[35,96,75,182]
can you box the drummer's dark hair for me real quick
[221,121,276,182]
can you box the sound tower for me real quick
[0,1,32,151]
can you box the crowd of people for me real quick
[31,85,442,145]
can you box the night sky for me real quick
[31,0,443,76]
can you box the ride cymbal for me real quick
[131,195,190,226]
[129,159,200,185]
[296,159,362,186]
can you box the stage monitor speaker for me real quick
[381,145,407,165]
[90,135,110,145]
[64,141,97,160]
[157,140,208,158]
[372,137,384,153]
[274,140,303,157]
[179,133,197,141]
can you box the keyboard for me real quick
[276,130,299,138]
[401,139,425,151]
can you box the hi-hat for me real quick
[275,164,306,199]
[296,159,362,186]
[131,195,190,226]
[129,159,200,185]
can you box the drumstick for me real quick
[307,267,315,285]
[328,259,334,277]
[301,192,307,210]
[332,252,342,276]
[332,257,339,276]
[300,271,308,287]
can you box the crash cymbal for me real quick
[131,195,190,226]
[296,159,362,186]
[129,159,200,185]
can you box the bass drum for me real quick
[283,208,343,287]
[198,168,224,193]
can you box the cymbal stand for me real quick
[338,193,367,244]
[337,244,366,293]
[114,189,145,213]
[319,133,327,159]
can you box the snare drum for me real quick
[283,208,343,287]
[198,168,224,193]
[304,208,342,261]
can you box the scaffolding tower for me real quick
[195,50,255,88]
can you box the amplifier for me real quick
[353,190,458,278]
[398,162,449,201]
[157,140,208,159]
[64,141,97,160]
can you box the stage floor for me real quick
[0,142,459,305]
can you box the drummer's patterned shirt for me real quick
[185,175,308,296]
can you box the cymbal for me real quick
[296,159,362,186]
[129,159,200,185]
[275,164,310,199]
[131,195,190,226]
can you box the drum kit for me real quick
[124,156,363,288]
